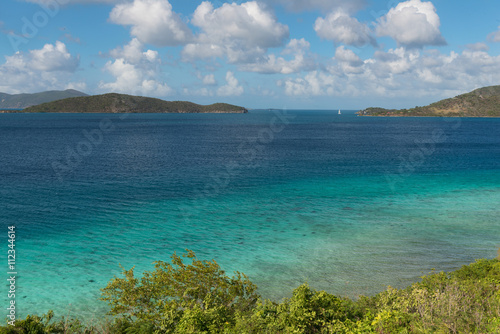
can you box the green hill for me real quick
[0,89,88,109]
[21,93,248,113]
[358,85,500,117]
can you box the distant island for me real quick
[358,85,500,117]
[0,89,88,109]
[0,92,247,114]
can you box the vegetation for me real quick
[0,89,88,109]
[20,93,247,114]
[358,85,500,117]
[2,250,499,333]
[101,250,259,332]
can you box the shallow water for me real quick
[1,111,499,320]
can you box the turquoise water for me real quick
[1,111,499,320]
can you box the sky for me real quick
[1,0,500,109]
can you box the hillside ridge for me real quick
[358,85,500,117]
[14,93,247,114]
[0,89,88,109]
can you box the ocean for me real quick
[1,110,499,320]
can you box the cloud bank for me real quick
[0,41,80,93]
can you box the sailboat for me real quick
[338,109,341,115]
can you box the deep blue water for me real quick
[1,110,499,319]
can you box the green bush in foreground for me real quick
[2,250,500,333]
[101,249,259,333]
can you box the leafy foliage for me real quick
[101,250,259,333]
[232,283,364,333]
[2,251,500,333]
[0,310,93,334]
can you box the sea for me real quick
[1,110,499,321]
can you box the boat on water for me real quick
[338,109,341,115]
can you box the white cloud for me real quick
[202,74,216,85]
[25,0,122,4]
[109,37,144,63]
[371,47,419,76]
[109,0,192,46]
[487,26,500,42]
[0,41,79,93]
[217,71,243,96]
[465,42,489,51]
[279,71,336,96]
[333,46,364,74]
[377,0,446,48]
[99,38,172,96]
[29,41,79,71]
[182,1,289,64]
[282,38,309,55]
[334,46,362,64]
[183,87,214,97]
[264,0,366,13]
[65,81,87,91]
[279,47,500,102]
[239,38,315,74]
[314,10,376,47]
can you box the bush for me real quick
[2,252,499,333]
[370,258,500,333]
[101,250,259,333]
[0,311,91,334]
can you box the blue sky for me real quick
[1,0,500,109]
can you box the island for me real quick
[358,85,500,117]
[2,93,247,114]
[0,89,88,109]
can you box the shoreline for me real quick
[357,114,500,118]
[0,110,248,114]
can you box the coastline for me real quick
[0,110,248,114]
[357,114,500,118]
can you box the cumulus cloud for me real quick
[202,74,216,85]
[314,10,376,47]
[279,46,500,101]
[183,87,214,97]
[239,38,315,74]
[370,47,419,76]
[332,46,364,74]
[265,0,366,13]
[279,71,336,96]
[29,41,79,71]
[377,0,446,48]
[25,0,121,4]
[182,1,289,64]
[465,42,489,51]
[335,46,363,64]
[99,38,172,96]
[217,71,243,96]
[0,41,79,93]
[109,0,192,46]
[65,81,87,91]
[487,26,500,42]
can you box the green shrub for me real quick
[233,283,363,333]
[370,258,500,333]
[101,249,259,333]
[2,254,499,333]
[0,311,91,334]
